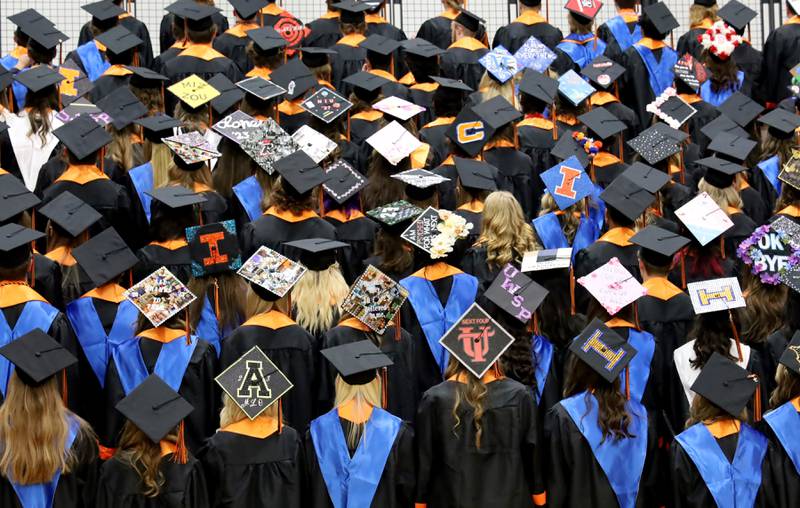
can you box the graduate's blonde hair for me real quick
[475,191,539,268]
[220,393,280,428]
[144,142,173,189]
[444,358,491,448]
[538,194,587,245]
[689,4,718,27]
[697,178,743,213]
[292,264,349,336]
[334,374,383,449]
[476,73,518,107]
[770,364,800,408]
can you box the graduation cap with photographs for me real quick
[478,46,519,84]
[673,53,707,91]
[447,105,495,157]
[236,76,285,102]
[115,375,194,445]
[53,115,112,160]
[626,125,681,165]
[211,110,262,145]
[274,150,331,195]
[473,96,523,130]
[570,318,637,383]
[301,87,352,123]
[391,168,449,189]
[484,264,548,323]
[647,89,697,129]
[558,69,596,107]
[185,220,242,277]
[689,352,758,417]
[439,303,515,378]
[238,245,306,298]
[163,131,221,165]
[367,121,422,166]
[717,0,757,32]
[269,59,318,100]
[717,91,764,127]
[125,266,197,327]
[72,227,138,288]
[518,69,559,104]
[631,225,690,267]
[168,74,220,109]
[600,174,655,222]
[366,200,423,227]
[779,153,800,191]
[454,158,498,192]
[14,65,64,93]
[372,96,426,122]
[675,192,734,246]
[622,162,670,194]
[581,55,625,89]
[540,156,593,210]
[95,25,142,57]
[565,0,603,20]
[0,329,77,386]
[240,119,299,175]
[578,257,648,315]
[521,248,573,272]
[0,172,40,222]
[208,74,245,115]
[322,159,366,204]
[215,346,293,420]
[513,36,557,73]
[341,265,409,334]
[292,125,337,164]
[38,191,102,238]
[321,340,393,385]
[58,59,92,106]
[95,87,148,130]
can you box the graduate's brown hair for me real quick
[361,149,409,212]
[758,132,795,169]
[372,229,414,276]
[188,272,246,338]
[167,162,214,190]
[23,85,59,145]
[770,364,800,408]
[688,393,745,426]
[741,270,787,345]
[107,124,138,172]
[268,177,315,215]
[115,421,177,497]
[186,25,217,45]
[444,358,491,448]
[537,195,587,245]
[774,174,800,214]
[567,12,594,34]
[689,4,718,27]
[475,191,539,269]
[703,52,739,95]
[246,41,285,71]
[213,138,257,199]
[689,310,741,369]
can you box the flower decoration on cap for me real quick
[646,87,682,129]
[572,131,602,159]
[698,20,742,60]
[736,223,800,285]
[430,210,473,259]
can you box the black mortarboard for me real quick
[17,17,68,50]
[455,157,498,191]
[215,346,293,419]
[447,105,495,157]
[0,67,13,92]
[8,9,50,28]
[135,114,180,143]
[38,191,101,237]
[95,25,141,56]
[0,329,77,386]
[627,126,680,165]
[696,155,747,188]
[236,76,284,102]
[778,331,800,376]
[146,185,208,209]
[440,303,515,378]
[360,34,401,56]
[343,71,390,93]
[690,352,758,417]
[657,95,697,127]
[402,38,445,59]
[718,0,756,32]
[717,91,764,127]
[694,0,717,5]
[581,55,625,89]
[622,162,670,193]
[127,66,169,89]
[115,374,194,443]
[551,132,589,167]
[578,107,626,140]
[518,69,558,103]
[454,9,484,33]
[707,132,757,161]
[229,0,269,19]
[322,160,366,204]
[569,318,636,383]
[72,227,138,287]
[186,221,242,277]
[283,238,349,271]
[165,1,219,30]
[53,116,112,160]
[758,107,800,139]
[82,1,125,21]
[430,75,473,92]
[274,151,330,195]
[0,223,43,268]
[96,87,147,130]
[0,173,40,222]
[651,122,690,143]
[300,46,337,68]
[631,225,690,266]
[600,175,655,221]
[334,0,372,24]
[247,26,288,52]
[700,113,749,140]
[366,200,423,228]
[14,66,64,93]
[484,265,548,323]
[208,74,245,114]
[472,96,522,130]
[642,1,679,35]
[269,59,318,100]
[321,340,393,385]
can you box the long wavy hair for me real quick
[690,311,740,369]
[132,85,164,115]
[143,142,173,189]
[770,364,800,408]
[361,150,409,211]
[689,4,717,26]
[444,357,492,448]
[334,375,382,449]
[107,124,137,171]
[758,134,795,168]
[476,72,517,106]
[475,191,539,269]
[741,271,787,345]
[495,312,537,391]
[267,178,314,214]
[704,52,740,94]
[212,139,257,199]
[166,163,214,189]
[23,83,58,145]
[291,264,349,336]
[775,182,800,214]
[188,273,245,335]
[115,421,176,497]
[373,228,414,275]
[698,177,743,212]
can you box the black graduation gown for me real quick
[517,117,557,176]
[460,245,502,294]
[755,21,800,105]
[722,211,757,259]
[545,399,660,508]
[78,16,154,70]
[89,72,132,104]
[433,159,504,212]
[680,95,719,153]
[439,38,489,92]
[419,118,455,168]
[324,211,379,285]
[0,427,99,508]
[417,13,458,50]
[0,133,22,181]
[733,42,763,95]
[620,42,674,133]
[740,185,770,226]
[408,83,439,128]
[240,209,337,260]
[304,420,415,508]
[133,241,192,285]
[33,156,128,199]
[492,13,563,52]
[599,99,640,161]
[366,15,409,79]
[348,110,384,171]
[484,145,538,220]
[368,69,409,100]
[591,154,628,188]
[676,26,709,60]
[104,333,219,452]
[32,254,65,311]
[573,229,641,312]
[162,45,243,116]
[160,12,229,54]
[96,453,209,508]
[330,35,368,96]
[212,24,260,75]
[302,13,342,49]
[637,277,694,362]
[760,406,800,508]
[219,312,315,430]
[198,426,305,508]
[154,44,186,73]
[416,378,545,507]
[277,99,313,135]
[197,189,228,225]
[597,14,640,64]
[453,205,482,254]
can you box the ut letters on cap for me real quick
[186,220,242,277]
[215,346,293,420]
[439,304,515,378]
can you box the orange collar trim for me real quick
[643,277,683,301]
[10,46,27,59]
[779,205,800,217]
[339,316,371,331]
[83,284,127,303]
[592,152,620,167]
[739,179,751,191]
[247,66,272,79]
[351,110,383,122]
[0,169,8,176]
[727,206,742,215]
[637,37,667,50]
[449,370,502,384]
[590,91,618,106]
[605,318,637,329]
[45,246,76,267]
[0,284,47,308]
[160,441,177,458]
[193,182,213,193]
[220,416,279,438]
[264,206,319,222]
[102,65,133,77]
[179,43,227,62]
[365,13,388,24]
[398,72,416,86]
[411,143,430,169]
[242,310,296,330]
[410,82,438,92]
[324,209,365,222]
[423,116,455,129]
[518,117,554,130]
[678,93,702,104]
[318,79,336,90]
[441,8,460,20]
[55,165,109,185]
[691,19,714,30]
[787,15,800,24]
[516,10,545,25]
[441,155,456,166]
[261,3,285,15]
[225,23,260,38]
[171,40,190,50]
[149,239,188,250]
[94,40,107,53]
[448,37,488,51]
[139,328,187,343]
[485,139,515,150]
[411,262,462,281]
[599,227,635,247]
[457,200,484,213]
[320,10,340,19]
[791,396,800,411]
[704,419,740,438]
[278,99,306,115]
[618,9,638,23]
[556,113,577,126]
[368,69,397,82]
[337,34,367,48]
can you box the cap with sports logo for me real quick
[439,303,515,378]
[215,346,293,420]
[569,318,637,383]
[447,105,495,157]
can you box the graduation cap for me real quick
[360,34,401,57]
[366,121,422,166]
[292,125,338,163]
[341,265,408,334]
[778,331,800,376]
[454,9,484,33]
[676,192,734,246]
[274,151,330,195]
[581,55,625,89]
[301,87,352,123]
[135,114,181,143]
[333,0,372,24]
[7,9,52,28]
[115,374,194,443]
[455,158,498,192]
[473,96,522,130]
[707,132,757,162]
[95,87,147,130]
[430,76,473,93]
[127,66,169,89]
[0,173,40,222]
[228,0,269,20]
[577,257,648,315]
[565,0,603,21]
[163,131,221,166]
[779,155,800,191]
[539,156,593,209]
[627,126,680,165]
[146,185,208,209]
[165,1,220,30]
[53,116,112,160]
[125,266,197,325]
[283,238,349,271]
[578,107,626,140]
[38,191,101,238]
[237,245,307,298]
[518,69,558,103]
[690,352,757,417]
[247,25,288,52]
[631,225,690,267]
[484,264,548,323]
[0,223,43,268]
[215,346,293,419]
[204,74,243,115]
[687,277,745,314]
[72,227,138,287]
[240,119,298,174]
[521,248,573,272]
[186,220,242,277]
[19,18,69,50]
[622,162,670,193]
[513,36,557,72]
[447,105,495,158]
[95,25,142,56]
[551,133,589,167]
[269,59,318,100]
[14,65,64,93]
[81,0,125,21]
[758,107,800,140]
[600,175,655,222]
[366,200,423,227]
[168,74,220,110]
[569,318,636,383]
[479,46,519,84]
[300,46,337,68]
[323,159,366,204]
[321,340,393,385]
[700,113,749,141]
[342,71,390,94]
[717,91,764,127]
[650,94,697,128]
[391,168,449,189]
[651,122,690,144]
[439,303,515,378]
[372,96,425,122]
[236,76,285,102]
[696,155,747,188]
[558,69,596,107]
[642,1,679,35]
[0,67,13,92]
[718,0,757,32]
[402,38,445,59]
[0,329,77,386]
[673,54,707,91]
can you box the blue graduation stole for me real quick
[533,213,569,249]
[589,183,606,233]
[764,402,800,476]
[757,155,782,196]
[310,407,401,508]
[675,422,767,508]
[0,56,27,110]
[233,175,264,222]
[75,41,110,82]
[632,44,677,96]
[0,54,17,70]
[400,272,477,375]
[561,392,648,508]
[0,301,59,396]
[605,15,642,52]
[11,416,79,508]
[700,71,744,107]
[624,329,655,403]
[531,334,553,405]
[112,334,199,395]
[66,297,138,388]
[129,163,154,223]
[196,295,236,358]
[557,34,607,69]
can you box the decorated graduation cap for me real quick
[622,162,670,194]
[600,175,655,222]
[236,76,285,102]
[455,158,498,192]
[136,114,181,144]
[292,125,338,164]
[269,59,318,100]
[717,0,757,32]
[647,89,696,129]
[208,74,245,114]
[333,0,372,24]
[779,331,800,375]
[626,125,680,165]
[690,352,758,417]
[513,36,557,73]
[439,303,515,378]
[401,207,473,258]
[366,200,423,228]
[581,55,625,90]
[216,346,293,420]
[163,131,222,168]
[641,1,679,35]
[521,248,573,272]
[675,192,734,246]
[301,87,352,123]
[372,96,426,122]
[780,154,800,191]
[673,54,707,92]
[518,69,558,104]
[478,46,519,84]
[95,25,141,57]
[321,340,393,385]
[578,257,648,315]
[229,0,270,20]
[707,131,757,162]
[125,266,197,327]
[736,221,800,285]
[454,9,485,33]
[0,173,40,222]
[758,107,800,140]
[53,116,112,160]
[484,264,548,323]
[38,191,102,238]
[0,223,44,268]
[565,0,603,21]
[14,65,64,93]
[0,329,77,386]
[72,227,138,287]
[696,155,747,188]
[185,220,242,277]
[688,277,746,315]
[569,318,637,383]
[632,224,690,267]
[341,265,409,334]
[283,238,349,271]
[96,87,148,130]
[300,46,337,68]
[274,150,331,195]
[431,76,473,93]
[165,0,220,30]
[367,121,422,166]
[168,74,220,110]
[558,69,596,107]
[540,156,593,209]
[323,160,366,204]
[237,245,307,299]
[473,95,522,130]
[578,107,626,141]
[392,168,449,189]
[241,119,298,174]
[717,91,764,127]
[447,105,495,157]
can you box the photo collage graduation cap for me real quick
[238,245,307,298]
[341,265,409,334]
[779,152,800,191]
[291,125,338,164]
[366,200,423,226]
[484,264,548,323]
[301,87,352,123]
[521,248,573,272]
[687,277,746,314]
[167,74,220,109]
[539,156,594,210]
[240,118,299,174]
[163,131,221,165]
[513,36,557,73]
[212,110,263,145]
[185,220,242,278]
[577,257,648,316]
[675,192,734,246]
[439,303,516,378]
[215,346,293,420]
[125,267,197,327]
[400,206,441,253]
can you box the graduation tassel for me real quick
[533,311,540,335]
[213,278,220,320]
[28,254,36,289]
[61,369,68,405]
[750,375,761,422]
[134,49,139,67]
[551,103,558,140]
[729,309,743,362]
[545,0,550,23]
[569,265,576,315]
[185,309,192,345]
[381,367,388,408]
[625,366,630,400]
[286,290,292,316]
[278,399,283,434]
[173,421,188,464]
[720,236,726,259]
[633,301,640,330]
[393,312,401,341]
[680,251,686,290]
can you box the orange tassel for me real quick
[680,252,686,290]
[278,399,283,434]
[751,375,761,422]
[551,103,558,141]
[729,310,743,362]
[185,309,191,345]
[173,420,188,464]
[61,369,68,406]
[213,278,220,319]
[129,269,133,287]
[625,366,630,400]
[28,255,35,288]
[533,311,540,335]
[633,302,640,330]
[545,0,550,22]
[318,189,325,215]
[569,265,576,315]
[381,367,388,408]
[393,312,401,342]
[720,236,726,259]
